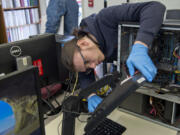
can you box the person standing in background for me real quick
[45,0,79,35]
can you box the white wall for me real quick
[40,0,180,31]
[82,0,104,18]
[106,0,127,7]
[39,0,48,33]
[129,0,180,10]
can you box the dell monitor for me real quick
[0,34,69,87]
[0,66,45,135]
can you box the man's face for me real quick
[73,37,105,72]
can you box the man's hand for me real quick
[87,94,102,112]
[126,43,157,82]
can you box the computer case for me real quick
[119,92,149,114]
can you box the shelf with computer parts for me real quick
[137,86,180,104]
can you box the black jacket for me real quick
[79,1,166,89]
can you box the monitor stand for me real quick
[61,96,78,135]
[61,72,121,135]
[61,72,145,135]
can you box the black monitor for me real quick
[61,72,146,135]
[84,73,146,134]
[0,34,69,87]
[0,66,45,135]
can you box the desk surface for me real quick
[45,109,178,135]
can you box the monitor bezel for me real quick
[0,66,45,135]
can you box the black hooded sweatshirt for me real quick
[78,1,166,89]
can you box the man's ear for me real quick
[77,38,90,50]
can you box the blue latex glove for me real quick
[87,94,102,113]
[126,43,157,82]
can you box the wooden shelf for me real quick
[3,6,39,11]
[6,22,40,29]
[0,4,8,44]
[0,0,40,43]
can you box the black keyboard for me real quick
[84,118,126,135]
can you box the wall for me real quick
[129,0,180,9]
[106,0,127,7]
[82,0,104,18]
[39,0,180,33]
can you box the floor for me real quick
[45,108,179,135]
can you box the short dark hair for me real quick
[61,38,78,71]
[61,28,89,71]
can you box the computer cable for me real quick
[57,98,90,134]
[57,111,63,135]
[44,71,75,116]
[62,72,79,105]
[63,77,72,99]
[56,71,89,135]
[62,108,91,115]
[45,85,61,106]
[60,72,76,112]
[63,72,74,100]
[72,72,78,95]
[149,97,170,124]
[77,116,88,123]
[48,72,73,117]
[173,45,180,59]
[57,119,62,135]
[57,112,90,135]
[57,109,91,135]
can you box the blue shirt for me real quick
[46,0,79,35]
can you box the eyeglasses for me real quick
[76,45,92,74]
[76,45,88,66]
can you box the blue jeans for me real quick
[45,0,79,35]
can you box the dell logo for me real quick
[10,46,22,57]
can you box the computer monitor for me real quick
[0,34,69,87]
[84,73,146,134]
[0,66,45,135]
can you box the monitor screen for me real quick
[0,34,68,87]
[0,66,45,135]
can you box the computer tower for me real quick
[117,21,180,127]
[119,92,149,114]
